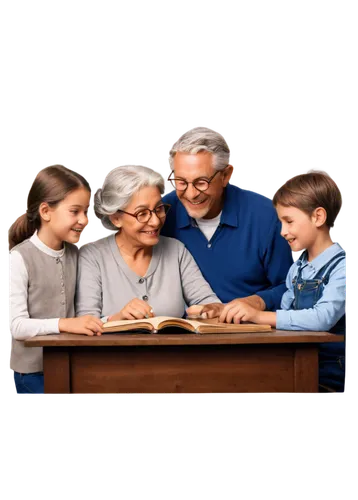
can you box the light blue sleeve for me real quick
[276,260,346,331]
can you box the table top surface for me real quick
[24,329,344,347]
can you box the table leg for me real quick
[43,347,70,393]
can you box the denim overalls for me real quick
[292,251,345,392]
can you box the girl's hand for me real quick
[59,316,104,336]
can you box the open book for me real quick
[103,316,272,334]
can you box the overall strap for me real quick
[314,251,346,282]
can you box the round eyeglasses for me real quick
[117,203,171,223]
[167,169,222,192]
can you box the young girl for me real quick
[215,171,346,392]
[9,165,104,394]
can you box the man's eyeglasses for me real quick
[117,203,171,223]
[167,169,222,192]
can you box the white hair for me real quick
[169,127,230,171]
[94,165,165,230]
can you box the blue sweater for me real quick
[162,184,293,310]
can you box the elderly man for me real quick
[161,127,293,321]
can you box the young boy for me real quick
[218,171,346,392]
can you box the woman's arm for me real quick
[76,245,104,318]
[179,244,221,306]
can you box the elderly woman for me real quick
[76,165,222,322]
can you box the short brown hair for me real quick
[272,171,342,228]
[9,165,91,250]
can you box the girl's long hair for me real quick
[7,163,92,251]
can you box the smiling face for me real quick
[40,187,90,249]
[276,204,319,253]
[111,186,165,248]
[172,151,232,219]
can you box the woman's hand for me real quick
[59,316,104,336]
[109,299,155,321]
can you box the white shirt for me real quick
[9,232,63,340]
[195,212,222,241]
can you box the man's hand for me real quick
[236,295,266,311]
[186,303,224,319]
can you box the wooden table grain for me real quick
[24,329,344,393]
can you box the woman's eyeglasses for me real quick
[117,203,171,223]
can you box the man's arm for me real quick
[233,295,266,310]
[179,244,221,306]
[255,219,293,310]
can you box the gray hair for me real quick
[94,165,165,230]
[169,127,230,171]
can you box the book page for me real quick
[104,317,156,329]
[157,317,197,330]
[184,318,220,331]
[184,318,272,333]
[103,316,271,334]
[104,316,185,331]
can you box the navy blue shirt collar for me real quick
[177,183,239,229]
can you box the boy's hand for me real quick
[219,301,260,324]
[59,316,104,336]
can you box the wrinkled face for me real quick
[172,152,232,219]
[111,186,165,248]
[46,187,90,246]
[276,204,318,252]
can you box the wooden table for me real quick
[24,330,344,393]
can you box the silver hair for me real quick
[169,127,230,171]
[94,165,165,230]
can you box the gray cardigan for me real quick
[76,235,220,318]
[10,239,77,373]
